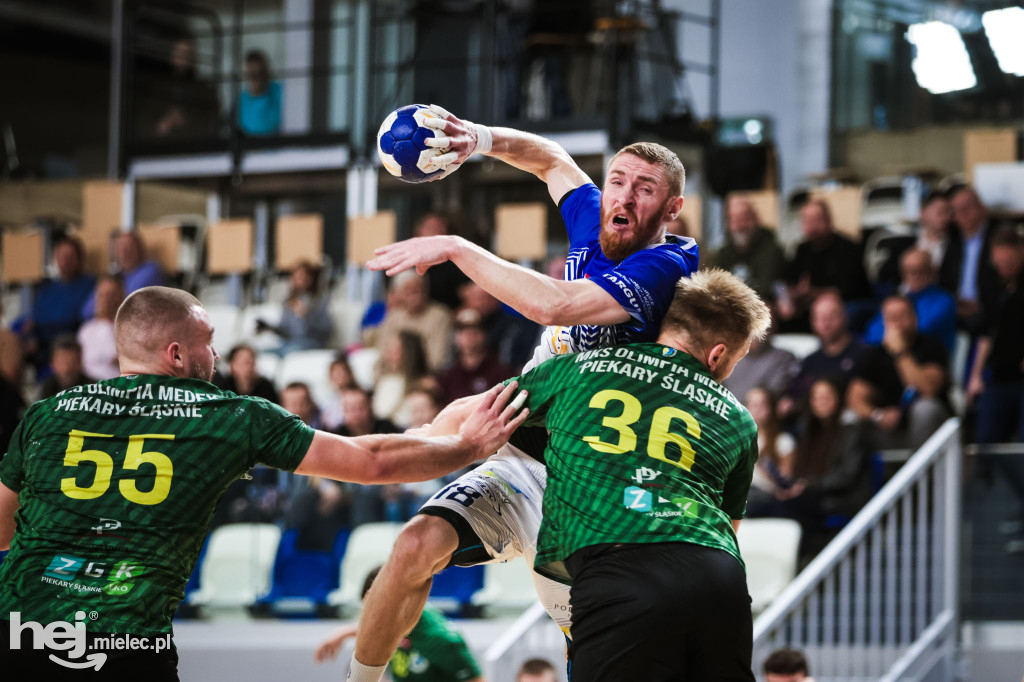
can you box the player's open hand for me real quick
[459,382,529,458]
[314,624,358,663]
[367,235,462,276]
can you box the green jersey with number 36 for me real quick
[0,374,315,636]
[514,342,758,582]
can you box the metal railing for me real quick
[483,601,565,682]
[752,418,963,682]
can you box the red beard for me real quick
[599,205,665,261]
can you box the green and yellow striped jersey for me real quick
[0,374,314,636]
[514,343,758,581]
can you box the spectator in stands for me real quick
[404,383,444,430]
[81,231,165,319]
[847,296,949,450]
[77,274,124,380]
[709,197,786,302]
[146,37,220,139]
[744,387,797,516]
[864,248,956,352]
[377,271,453,372]
[877,192,957,294]
[948,186,1000,333]
[967,228,1024,539]
[459,282,539,370]
[24,236,95,374]
[781,290,865,419]
[374,331,430,424]
[262,261,334,354]
[0,300,24,391]
[281,381,324,430]
[321,355,358,431]
[213,343,279,403]
[665,214,692,238]
[778,200,872,331]
[414,213,470,309]
[722,330,799,403]
[763,647,815,682]
[285,476,349,552]
[315,566,484,682]
[334,388,399,527]
[38,335,95,400]
[238,50,281,136]
[517,658,558,682]
[438,308,513,405]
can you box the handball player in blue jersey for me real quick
[349,105,698,682]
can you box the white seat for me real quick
[771,333,820,360]
[326,522,405,610]
[347,347,380,392]
[188,523,281,608]
[329,298,367,349]
[471,556,541,615]
[278,349,337,408]
[736,518,802,614]
[205,304,244,355]
[255,352,282,387]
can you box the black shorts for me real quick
[564,542,755,682]
[1,619,179,682]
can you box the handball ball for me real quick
[377,104,450,184]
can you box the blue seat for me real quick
[255,528,349,617]
[428,564,485,616]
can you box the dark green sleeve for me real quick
[0,410,31,492]
[428,638,482,680]
[722,434,758,520]
[507,356,565,428]
[246,397,317,471]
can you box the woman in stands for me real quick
[263,261,334,355]
[744,386,798,518]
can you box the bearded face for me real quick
[598,153,679,261]
[598,200,670,261]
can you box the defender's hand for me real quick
[459,382,529,459]
[367,235,462,276]
[315,624,358,663]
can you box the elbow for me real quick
[532,294,575,327]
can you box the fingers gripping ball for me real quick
[377,104,454,184]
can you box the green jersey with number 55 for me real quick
[0,374,314,636]
[514,342,758,582]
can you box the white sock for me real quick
[347,659,387,682]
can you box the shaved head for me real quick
[115,286,218,380]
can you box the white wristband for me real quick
[474,123,493,155]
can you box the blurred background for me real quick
[0,1,1023,680]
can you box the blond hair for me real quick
[609,142,686,197]
[663,269,771,350]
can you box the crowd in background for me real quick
[0,186,1022,561]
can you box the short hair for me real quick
[610,142,686,197]
[245,49,268,67]
[54,235,85,261]
[922,190,947,207]
[115,286,204,358]
[52,334,82,355]
[662,269,771,351]
[227,343,256,364]
[803,199,833,226]
[283,381,312,396]
[763,647,809,675]
[361,566,382,600]
[991,225,1023,249]
[517,658,557,678]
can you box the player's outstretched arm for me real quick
[295,383,528,484]
[422,104,591,204]
[315,624,359,663]
[0,481,18,551]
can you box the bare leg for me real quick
[352,514,460,667]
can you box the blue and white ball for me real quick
[377,104,449,183]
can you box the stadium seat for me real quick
[427,564,486,616]
[736,518,801,614]
[240,302,283,352]
[771,333,820,360]
[326,522,404,612]
[253,528,349,617]
[204,304,244,355]
[471,556,541,615]
[186,523,281,610]
[278,349,337,407]
[330,298,367,349]
[346,347,380,392]
[255,352,282,386]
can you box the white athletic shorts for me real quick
[419,442,573,634]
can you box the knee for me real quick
[389,515,457,579]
